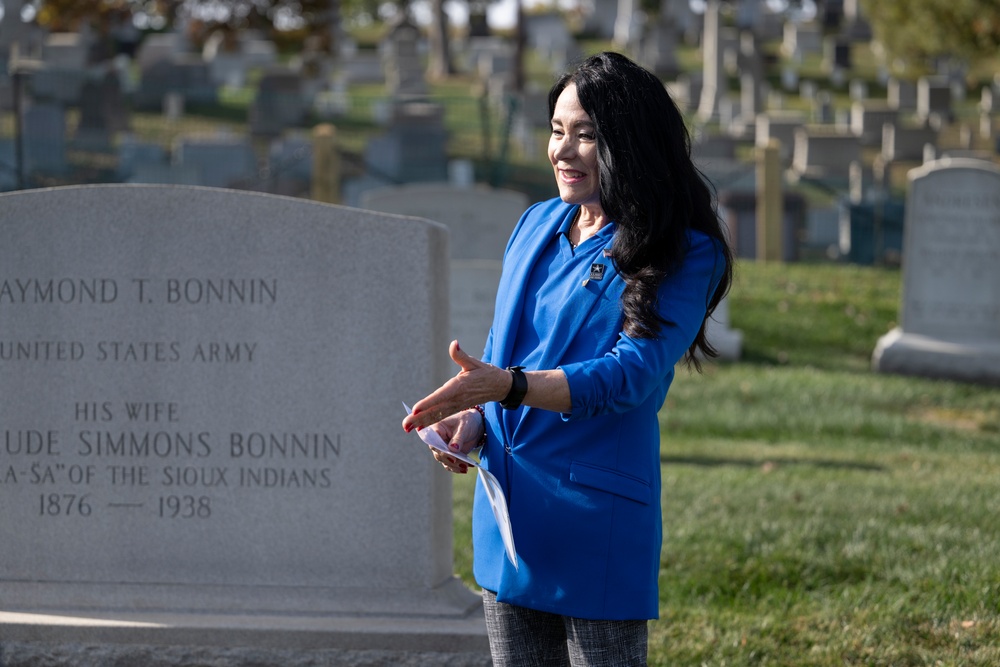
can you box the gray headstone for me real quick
[735,0,765,32]
[917,76,953,123]
[0,0,28,54]
[202,33,278,87]
[126,161,203,185]
[29,66,89,105]
[782,22,822,60]
[882,124,938,162]
[116,137,167,183]
[136,33,183,72]
[719,98,740,128]
[842,0,872,40]
[74,70,130,151]
[887,77,918,111]
[364,101,449,184]
[665,73,702,113]
[172,133,258,189]
[465,37,513,79]
[23,102,67,176]
[659,0,699,44]
[717,190,804,260]
[850,102,897,147]
[582,0,618,40]
[873,159,1000,384]
[340,51,386,85]
[813,90,835,124]
[525,13,574,75]
[791,125,861,182]
[823,36,851,72]
[134,56,218,112]
[0,138,17,189]
[449,259,504,360]
[383,18,426,98]
[361,184,528,358]
[266,133,313,196]
[250,68,307,137]
[638,15,679,81]
[696,0,724,122]
[805,205,841,250]
[42,32,90,67]
[361,183,526,262]
[692,134,737,161]
[511,88,550,156]
[241,36,280,69]
[209,51,247,88]
[704,293,742,361]
[755,110,807,163]
[736,31,765,125]
[0,184,486,653]
[849,79,868,101]
[981,86,994,114]
[612,0,640,50]
[476,47,514,82]
[203,32,249,88]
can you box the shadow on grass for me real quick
[662,454,885,472]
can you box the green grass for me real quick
[452,260,1000,666]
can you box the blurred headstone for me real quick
[873,158,1000,384]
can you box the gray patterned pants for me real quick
[482,589,648,667]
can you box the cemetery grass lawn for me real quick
[452,260,1000,666]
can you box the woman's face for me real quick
[548,84,601,208]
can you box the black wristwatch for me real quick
[500,366,527,410]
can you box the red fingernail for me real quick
[404,424,413,433]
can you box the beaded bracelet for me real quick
[472,405,488,448]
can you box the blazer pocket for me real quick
[569,461,651,505]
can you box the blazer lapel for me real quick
[490,203,575,368]
[488,200,625,445]
[534,248,622,371]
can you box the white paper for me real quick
[403,402,518,569]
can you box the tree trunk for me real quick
[427,0,455,79]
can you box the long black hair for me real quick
[548,51,734,365]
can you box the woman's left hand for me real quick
[425,409,482,474]
[402,340,509,433]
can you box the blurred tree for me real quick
[32,0,483,79]
[34,0,124,31]
[34,0,346,54]
[426,0,455,79]
[860,0,1000,73]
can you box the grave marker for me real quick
[361,183,528,358]
[873,159,1000,384]
[0,184,486,659]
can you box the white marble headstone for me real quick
[873,158,1000,384]
[0,185,478,619]
[361,184,528,359]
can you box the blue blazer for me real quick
[472,198,726,620]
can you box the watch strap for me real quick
[499,366,527,410]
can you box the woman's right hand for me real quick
[402,340,510,433]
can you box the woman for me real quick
[402,51,733,666]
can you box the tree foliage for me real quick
[33,0,133,32]
[860,0,1000,72]
[32,0,338,36]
